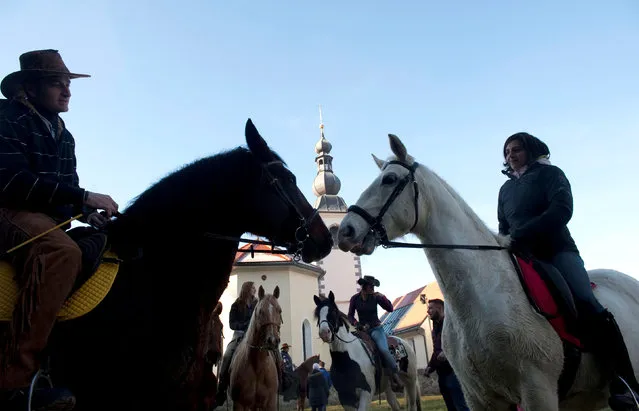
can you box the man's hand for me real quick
[86,211,109,228]
[437,351,446,361]
[424,367,433,377]
[84,192,119,217]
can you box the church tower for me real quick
[312,106,362,314]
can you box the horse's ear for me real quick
[313,295,322,306]
[245,118,272,163]
[388,133,408,162]
[328,291,335,302]
[371,153,385,170]
[213,301,223,315]
[258,285,265,300]
[273,286,280,299]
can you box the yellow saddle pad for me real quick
[0,250,121,322]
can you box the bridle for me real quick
[348,160,420,247]
[247,320,283,351]
[318,307,357,344]
[205,160,322,260]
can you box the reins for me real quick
[0,213,83,259]
[349,160,507,252]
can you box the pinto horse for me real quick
[337,133,639,411]
[314,292,421,411]
[43,119,333,411]
[229,285,283,411]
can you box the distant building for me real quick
[380,281,445,369]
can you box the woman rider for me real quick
[498,132,638,410]
[215,281,257,406]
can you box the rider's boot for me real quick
[589,310,639,411]
[214,353,232,407]
[389,370,405,392]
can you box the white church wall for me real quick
[317,212,361,315]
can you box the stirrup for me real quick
[27,367,54,411]
[615,376,639,410]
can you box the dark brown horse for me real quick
[46,119,333,411]
[295,354,321,411]
[200,301,224,411]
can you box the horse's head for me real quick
[313,291,349,342]
[251,285,283,350]
[206,302,224,366]
[338,133,420,255]
[244,119,333,263]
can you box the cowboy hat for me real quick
[1,49,90,98]
[357,275,380,287]
[281,343,291,349]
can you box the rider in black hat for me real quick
[348,275,404,390]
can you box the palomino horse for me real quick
[36,119,333,411]
[313,292,421,411]
[229,285,283,411]
[293,354,321,411]
[336,133,639,411]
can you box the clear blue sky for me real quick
[2,0,638,301]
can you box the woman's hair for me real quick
[502,132,550,171]
[235,281,257,312]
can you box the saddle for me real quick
[511,252,594,400]
[0,226,121,322]
[352,329,409,392]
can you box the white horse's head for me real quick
[338,134,421,255]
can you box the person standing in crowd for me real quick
[425,299,469,411]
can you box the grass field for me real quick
[325,395,446,411]
[323,395,615,411]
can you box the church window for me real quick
[329,225,339,249]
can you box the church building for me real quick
[217,109,362,369]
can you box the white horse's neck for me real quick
[412,166,518,316]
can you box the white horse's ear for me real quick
[258,285,265,300]
[273,286,280,299]
[371,153,385,170]
[388,134,408,162]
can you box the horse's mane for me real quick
[109,146,285,244]
[409,160,500,243]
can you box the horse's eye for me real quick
[382,173,398,185]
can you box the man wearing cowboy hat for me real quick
[280,343,295,372]
[348,275,404,390]
[0,49,119,411]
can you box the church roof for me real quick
[233,242,325,275]
[380,281,444,335]
[312,107,346,211]
[234,243,292,263]
[313,194,348,212]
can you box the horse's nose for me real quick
[319,327,329,340]
[341,224,354,239]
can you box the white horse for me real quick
[336,133,639,411]
[313,291,422,411]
